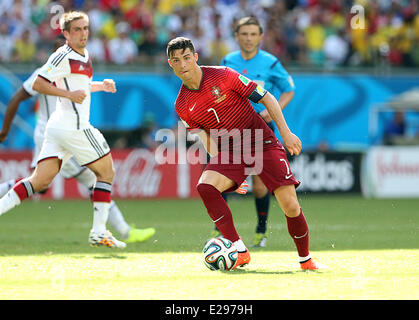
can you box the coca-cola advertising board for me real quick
[361,146,419,198]
[0,149,203,199]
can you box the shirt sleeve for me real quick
[226,67,258,99]
[22,68,41,96]
[37,51,71,83]
[270,60,295,93]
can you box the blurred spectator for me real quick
[138,27,165,63]
[304,7,326,66]
[383,111,406,145]
[0,0,417,68]
[13,29,36,62]
[83,0,106,34]
[0,23,13,62]
[209,31,230,64]
[124,0,154,31]
[323,28,350,68]
[108,21,138,64]
[87,32,110,62]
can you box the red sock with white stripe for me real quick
[0,179,33,215]
[91,181,112,235]
[285,209,311,263]
[0,178,23,198]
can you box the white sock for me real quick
[233,239,247,252]
[0,179,15,198]
[92,202,110,234]
[108,200,130,238]
[298,254,312,263]
[0,190,21,215]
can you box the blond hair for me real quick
[59,11,89,32]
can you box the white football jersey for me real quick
[22,68,57,137]
[36,44,93,130]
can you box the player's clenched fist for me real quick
[102,79,116,93]
[68,90,87,104]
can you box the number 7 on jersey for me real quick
[207,108,220,123]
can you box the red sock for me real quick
[197,183,240,242]
[12,180,34,201]
[286,209,310,258]
[92,181,112,203]
[92,189,111,203]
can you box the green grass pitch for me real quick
[0,194,417,300]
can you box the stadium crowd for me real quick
[0,0,418,68]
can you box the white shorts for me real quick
[31,124,45,169]
[38,126,111,167]
[32,124,86,178]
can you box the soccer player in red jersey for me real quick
[167,37,325,270]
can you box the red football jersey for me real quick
[176,66,257,131]
[175,66,278,152]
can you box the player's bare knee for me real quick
[94,168,114,183]
[29,176,53,193]
[253,183,267,198]
[281,199,300,217]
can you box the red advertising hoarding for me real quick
[0,149,203,199]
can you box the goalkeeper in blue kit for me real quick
[215,16,296,247]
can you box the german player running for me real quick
[215,16,296,248]
[0,11,137,248]
[167,37,325,270]
[0,35,155,245]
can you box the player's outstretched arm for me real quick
[91,79,116,93]
[32,76,86,104]
[278,90,294,110]
[259,90,294,123]
[259,91,301,156]
[0,87,32,143]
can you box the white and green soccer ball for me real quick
[203,237,238,271]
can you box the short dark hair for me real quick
[235,16,263,34]
[166,37,195,58]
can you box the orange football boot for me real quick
[300,259,327,270]
[232,249,251,269]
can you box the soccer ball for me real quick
[203,237,238,271]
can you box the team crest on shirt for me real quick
[211,85,226,103]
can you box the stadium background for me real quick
[0,0,418,200]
